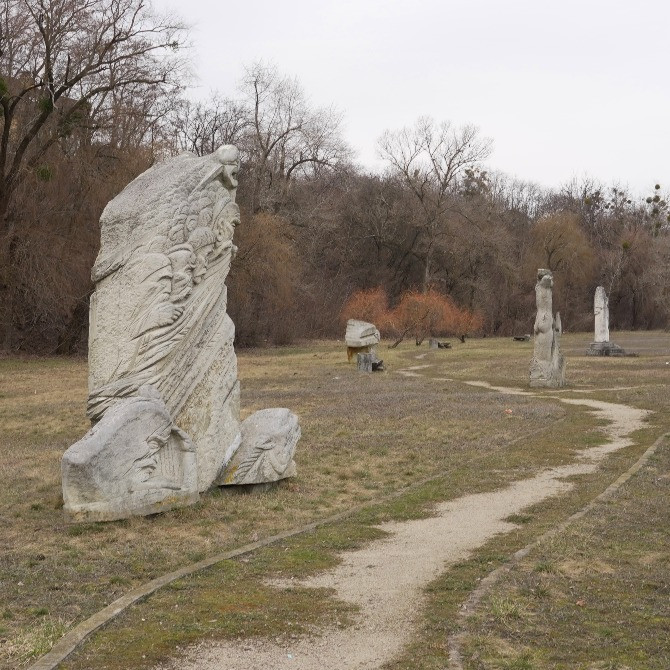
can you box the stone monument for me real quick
[586,286,626,356]
[345,318,380,361]
[529,269,565,388]
[62,146,299,522]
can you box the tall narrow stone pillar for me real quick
[529,269,565,388]
[586,286,626,356]
[594,286,609,343]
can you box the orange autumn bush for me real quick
[340,287,389,327]
[340,287,482,346]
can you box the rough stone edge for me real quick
[446,431,669,670]
[27,415,566,670]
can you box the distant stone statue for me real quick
[586,285,626,356]
[529,269,565,388]
[345,318,380,361]
[594,285,609,343]
[62,147,300,522]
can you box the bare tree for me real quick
[171,94,248,156]
[0,0,188,347]
[240,61,351,213]
[378,117,491,290]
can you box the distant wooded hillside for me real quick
[1,3,667,352]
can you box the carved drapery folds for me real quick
[62,146,300,522]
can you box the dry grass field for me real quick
[0,332,668,669]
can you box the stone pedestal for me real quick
[586,341,627,357]
[357,352,384,372]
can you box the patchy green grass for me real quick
[0,332,668,669]
[457,440,670,670]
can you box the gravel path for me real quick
[156,382,649,670]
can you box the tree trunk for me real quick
[422,245,433,292]
[0,207,16,351]
[54,298,89,354]
[0,252,15,351]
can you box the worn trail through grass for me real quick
[156,371,650,670]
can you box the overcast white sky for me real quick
[153,0,668,195]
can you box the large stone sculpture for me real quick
[586,286,626,356]
[62,146,300,522]
[529,269,565,388]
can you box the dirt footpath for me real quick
[156,385,649,670]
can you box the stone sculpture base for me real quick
[529,356,566,388]
[357,351,384,372]
[222,481,284,495]
[347,344,373,361]
[66,490,201,523]
[586,342,627,356]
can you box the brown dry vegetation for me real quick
[3,31,670,354]
[0,332,668,669]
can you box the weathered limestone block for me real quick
[529,269,565,388]
[345,319,380,348]
[345,319,380,362]
[62,386,199,522]
[217,409,300,485]
[62,145,302,521]
[347,344,373,362]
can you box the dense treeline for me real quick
[1,0,668,352]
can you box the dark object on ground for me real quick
[357,352,384,372]
[437,341,452,349]
[513,334,531,342]
[459,335,466,343]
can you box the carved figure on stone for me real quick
[62,386,198,522]
[62,146,301,521]
[529,269,565,388]
[218,409,300,486]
